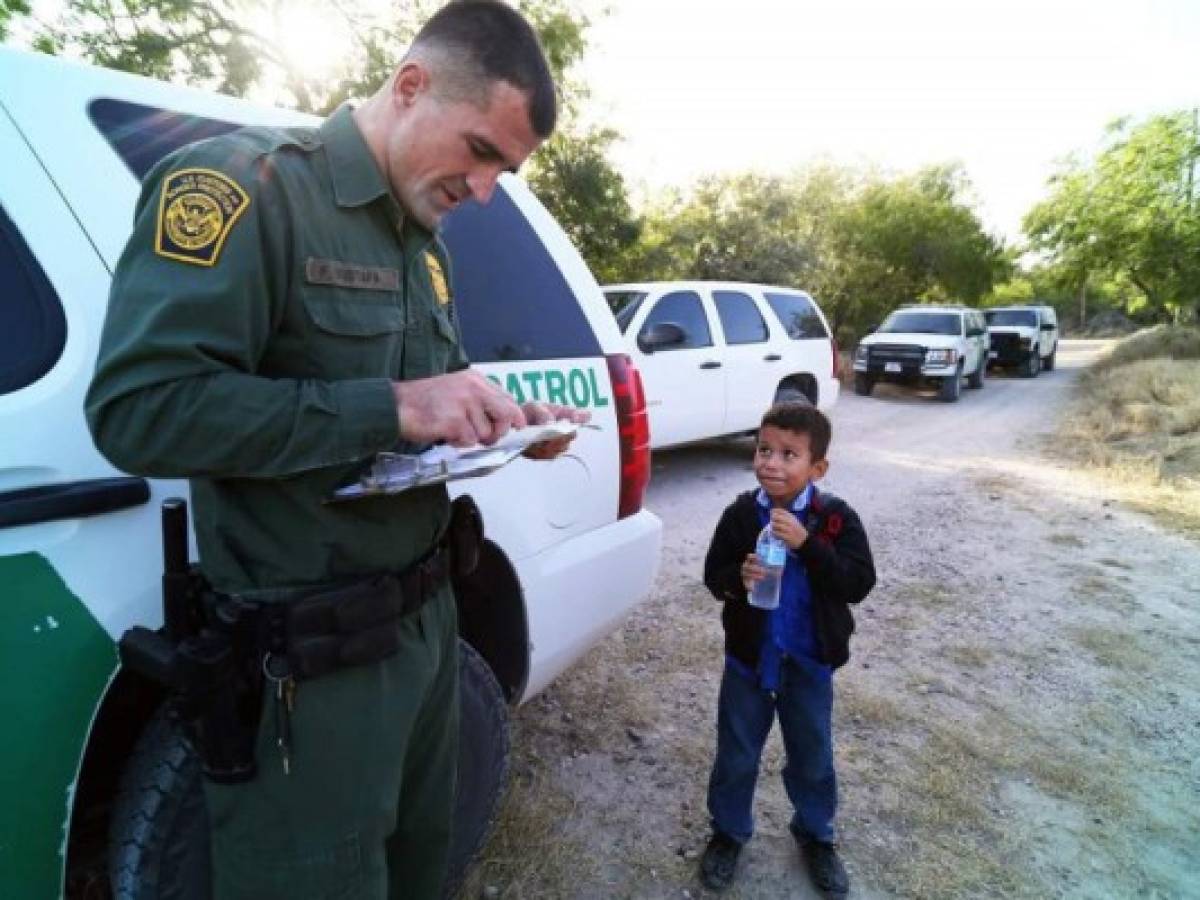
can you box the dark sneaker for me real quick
[699,831,742,891]
[795,831,849,898]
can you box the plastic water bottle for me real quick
[748,525,786,610]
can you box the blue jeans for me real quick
[707,655,837,844]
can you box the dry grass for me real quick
[1050,327,1200,539]
[1086,324,1200,376]
[459,758,598,898]
[1069,624,1153,674]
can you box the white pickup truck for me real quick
[603,281,841,448]
[984,304,1059,376]
[0,48,662,899]
[853,305,990,402]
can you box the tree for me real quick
[525,128,640,283]
[622,162,1006,342]
[36,0,436,113]
[828,164,1010,333]
[1,0,31,42]
[1025,111,1200,323]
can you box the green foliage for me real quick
[37,0,442,113]
[1,0,31,42]
[526,128,640,284]
[1024,110,1200,323]
[623,162,1007,341]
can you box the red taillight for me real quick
[831,337,840,379]
[606,353,650,519]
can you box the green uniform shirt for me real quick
[86,106,471,595]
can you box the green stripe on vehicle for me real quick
[0,554,117,898]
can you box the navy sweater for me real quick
[703,487,876,670]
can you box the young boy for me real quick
[699,402,876,897]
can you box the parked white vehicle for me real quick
[0,48,662,899]
[984,304,1059,377]
[602,281,841,448]
[853,305,990,402]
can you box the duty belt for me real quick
[256,543,450,682]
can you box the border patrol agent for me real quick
[85,3,579,897]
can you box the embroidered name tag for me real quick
[305,258,400,292]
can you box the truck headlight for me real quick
[925,349,957,366]
[854,346,869,363]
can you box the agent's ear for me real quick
[392,61,430,109]
[811,458,830,480]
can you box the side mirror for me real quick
[866,324,879,334]
[637,321,686,353]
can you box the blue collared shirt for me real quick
[728,484,830,690]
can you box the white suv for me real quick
[0,48,661,899]
[603,281,840,448]
[853,305,990,402]
[984,304,1059,376]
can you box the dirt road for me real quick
[465,341,1200,899]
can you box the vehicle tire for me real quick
[108,710,209,900]
[967,358,985,389]
[773,384,813,406]
[1022,351,1040,378]
[442,639,511,897]
[107,640,510,900]
[1043,347,1056,372]
[853,374,874,397]
[939,367,962,402]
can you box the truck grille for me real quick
[867,343,925,366]
[989,332,1021,355]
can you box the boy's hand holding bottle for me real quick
[768,508,809,550]
[741,509,811,610]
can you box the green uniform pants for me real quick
[204,585,460,900]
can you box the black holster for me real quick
[118,499,264,784]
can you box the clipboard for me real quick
[327,421,595,502]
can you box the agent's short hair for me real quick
[760,402,832,461]
[412,0,557,138]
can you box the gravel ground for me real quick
[462,341,1200,900]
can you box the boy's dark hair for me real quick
[760,402,832,460]
[413,0,558,138]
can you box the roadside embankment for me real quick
[1051,325,1200,540]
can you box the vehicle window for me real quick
[0,204,67,395]
[640,291,712,349]
[764,291,828,339]
[442,191,601,361]
[879,311,962,336]
[88,99,243,179]
[605,290,648,334]
[984,309,1038,327]
[713,291,769,344]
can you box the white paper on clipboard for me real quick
[327,421,591,502]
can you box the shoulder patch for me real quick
[425,251,450,305]
[155,168,250,267]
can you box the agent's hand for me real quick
[391,370,526,447]
[741,553,766,592]
[520,402,591,461]
[769,508,809,550]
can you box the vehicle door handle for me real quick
[0,476,151,529]
[764,354,782,362]
[699,361,722,370]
